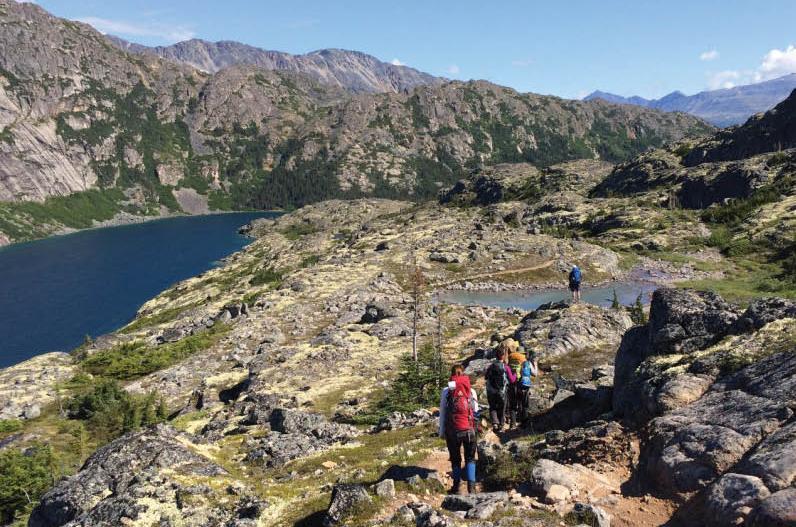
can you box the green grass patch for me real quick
[353,344,447,425]
[281,222,320,240]
[0,188,125,241]
[79,323,230,380]
[300,254,321,268]
[121,301,202,334]
[0,419,23,434]
[250,267,283,287]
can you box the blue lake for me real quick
[438,281,659,311]
[0,213,276,368]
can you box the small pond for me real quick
[437,281,660,311]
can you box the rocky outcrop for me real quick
[612,290,796,423]
[29,425,265,527]
[514,301,632,359]
[608,288,796,526]
[245,409,359,467]
[0,352,75,420]
[439,163,538,206]
[684,89,796,166]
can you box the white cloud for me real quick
[699,49,719,61]
[391,58,403,66]
[511,58,533,67]
[704,44,796,90]
[446,64,460,75]
[76,16,195,43]
[755,44,796,81]
[707,70,742,90]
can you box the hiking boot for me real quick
[467,481,477,494]
[449,479,462,495]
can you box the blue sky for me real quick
[33,0,796,99]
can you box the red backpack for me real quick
[446,375,475,434]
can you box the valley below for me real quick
[1,2,795,526]
[2,115,795,524]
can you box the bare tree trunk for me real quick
[410,252,427,362]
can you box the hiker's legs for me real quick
[497,395,506,430]
[462,432,477,493]
[507,385,517,428]
[487,393,503,432]
[518,386,529,426]
[445,433,462,493]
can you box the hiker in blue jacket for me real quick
[568,265,582,303]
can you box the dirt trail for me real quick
[435,260,556,288]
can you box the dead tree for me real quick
[410,253,427,362]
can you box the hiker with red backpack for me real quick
[438,364,479,495]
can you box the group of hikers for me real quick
[436,264,581,494]
[438,337,539,495]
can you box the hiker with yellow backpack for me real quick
[505,339,539,429]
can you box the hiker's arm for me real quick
[530,360,539,376]
[505,364,517,384]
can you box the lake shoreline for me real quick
[0,212,278,368]
[0,208,282,250]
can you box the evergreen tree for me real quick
[611,289,620,310]
[630,294,648,325]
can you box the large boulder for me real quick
[29,425,262,527]
[323,484,371,526]
[613,288,743,422]
[641,350,796,515]
[246,409,358,467]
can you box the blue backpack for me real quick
[520,360,534,388]
[570,267,581,283]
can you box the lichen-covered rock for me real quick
[322,484,371,526]
[245,409,358,467]
[0,352,75,420]
[29,425,261,527]
[514,302,632,359]
[748,488,796,527]
[644,352,795,497]
[612,288,795,423]
[704,474,771,527]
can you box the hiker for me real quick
[506,342,527,429]
[438,364,479,495]
[485,342,516,433]
[516,349,539,427]
[568,264,582,303]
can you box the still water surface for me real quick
[0,213,276,368]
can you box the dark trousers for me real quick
[445,430,476,480]
[487,392,506,430]
[515,385,530,424]
[507,384,521,426]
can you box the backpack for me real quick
[508,352,524,379]
[446,376,475,433]
[486,360,508,396]
[570,267,582,283]
[520,360,534,388]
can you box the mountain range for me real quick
[107,36,443,94]
[0,0,712,244]
[585,73,796,127]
